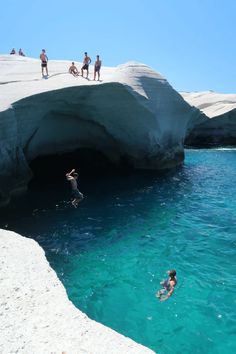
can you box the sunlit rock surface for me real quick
[181,91,236,146]
[0,229,154,354]
[0,54,199,204]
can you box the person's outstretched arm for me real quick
[66,169,75,177]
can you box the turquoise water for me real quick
[1,149,236,353]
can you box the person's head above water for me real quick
[167,269,176,278]
[72,172,78,179]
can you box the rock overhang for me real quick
[0,55,200,205]
[181,91,236,146]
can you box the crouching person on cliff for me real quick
[66,169,84,208]
[69,62,80,76]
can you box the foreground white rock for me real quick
[0,229,154,354]
[0,54,200,205]
[181,91,236,146]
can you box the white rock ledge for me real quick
[181,91,236,146]
[0,55,200,205]
[0,229,154,354]
[181,91,236,119]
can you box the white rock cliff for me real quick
[0,55,200,204]
[0,229,154,354]
[181,91,236,146]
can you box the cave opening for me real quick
[29,148,133,187]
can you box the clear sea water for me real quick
[1,149,236,354]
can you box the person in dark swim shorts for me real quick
[81,52,91,78]
[40,49,48,77]
[66,168,84,208]
[94,55,102,81]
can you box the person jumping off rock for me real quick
[66,169,84,208]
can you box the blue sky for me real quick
[1,0,235,93]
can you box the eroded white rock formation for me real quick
[0,54,200,204]
[0,229,154,354]
[181,91,236,146]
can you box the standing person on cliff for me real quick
[81,52,91,79]
[40,49,49,78]
[94,55,102,81]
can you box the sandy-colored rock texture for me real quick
[0,229,154,354]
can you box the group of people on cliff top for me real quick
[10,48,25,56]
[40,49,102,81]
[68,52,102,81]
[10,48,102,81]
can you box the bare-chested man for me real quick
[66,168,84,208]
[40,49,48,77]
[156,269,177,302]
[81,52,91,78]
[94,55,102,81]
[69,62,79,76]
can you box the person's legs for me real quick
[76,193,84,205]
[71,190,84,207]
[156,289,166,298]
[98,70,100,81]
[72,199,78,208]
[86,69,89,78]
[42,63,48,77]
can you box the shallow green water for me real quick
[1,149,236,353]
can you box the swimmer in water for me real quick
[156,269,177,301]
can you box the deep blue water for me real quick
[1,149,236,353]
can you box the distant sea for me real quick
[1,149,236,354]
